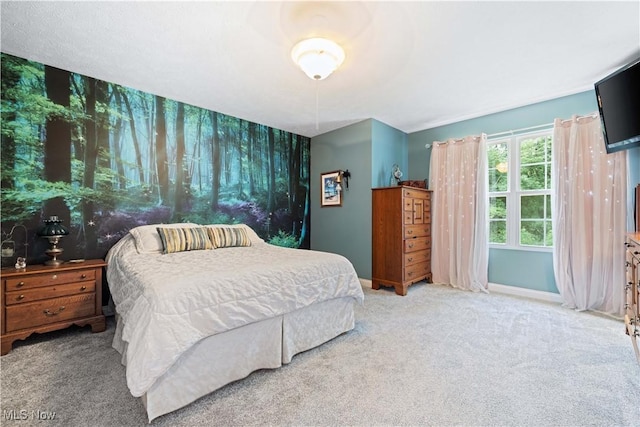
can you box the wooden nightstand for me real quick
[0,259,106,355]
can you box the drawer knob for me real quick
[81,286,87,291]
[16,294,24,301]
[408,257,413,262]
[43,306,66,316]
[408,272,413,277]
[81,274,87,279]
[52,274,57,280]
[16,281,24,288]
[408,230,413,234]
[408,243,414,248]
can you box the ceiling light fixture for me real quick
[291,37,345,81]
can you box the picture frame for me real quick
[321,170,342,207]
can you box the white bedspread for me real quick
[106,232,364,397]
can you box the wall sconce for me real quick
[336,169,351,192]
[38,216,69,266]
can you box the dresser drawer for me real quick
[4,282,95,306]
[405,250,430,266]
[5,269,96,292]
[403,189,430,200]
[5,293,96,332]
[404,262,430,282]
[404,224,430,239]
[404,237,430,253]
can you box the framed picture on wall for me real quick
[321,170,342,207]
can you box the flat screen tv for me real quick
[594,58,640,153]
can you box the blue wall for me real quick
[371,120,408,188]
[311,120,373,278]
[407,90,639,293]
[311,91,640,293]
[311,119,407,279]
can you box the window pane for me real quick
[545,162,552,188]
[520,164,547,190]
[545,194,552,219]
[487,132,553,248]
[521,136,552,163]
[521,195,544,219]
[490,196,507,219]
[490,220,507,244]
[544,135,553,162]
[545,221,553,246]
[488,143,508,192]
[520,220,545,246]
[520,135,552,191]
[520,138,546,164]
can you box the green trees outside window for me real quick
[487,133,553,248]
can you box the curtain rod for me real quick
[486,123,552,139]
[425,112,599,148]
[486,112,599,139]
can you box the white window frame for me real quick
[488,129,553,252]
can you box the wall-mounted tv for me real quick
[594,58,640,153]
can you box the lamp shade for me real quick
[291,38,345,81]
[38,216,69,237]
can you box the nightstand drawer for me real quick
[4,282,95,305]
[5,293,96,332]
[5,269,96,292]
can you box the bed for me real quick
[105,223,364,422]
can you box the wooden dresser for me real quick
[625,233,640,362]
[1,259,106,355]
[372,186,432,296]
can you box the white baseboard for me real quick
[359,278,372,288]
[359,277,561,304]
[359,278,561,304]
[488,282,563,304]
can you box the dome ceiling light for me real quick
[291,37,345,80]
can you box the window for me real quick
[487,131,553,249]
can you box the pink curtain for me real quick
[552,115,627,316]
[429,135,488,292]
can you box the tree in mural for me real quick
[0,53,311,265]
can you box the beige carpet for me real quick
[1,283,639,426]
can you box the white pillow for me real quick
[129,223,199,254]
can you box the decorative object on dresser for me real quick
[1,224,28,269]
[37,216,70,266]
[624,233,640,363]
[390,164,403,186]
[372,186,432,295]
[398,180,428,189]
[0,259,106,355]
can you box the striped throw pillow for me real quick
[207,226,251,248]
[156,227,213,254]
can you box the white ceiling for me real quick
[1,1,639,138]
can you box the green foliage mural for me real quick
[1,53,311,266]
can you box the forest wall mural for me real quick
[0,53,311,268]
